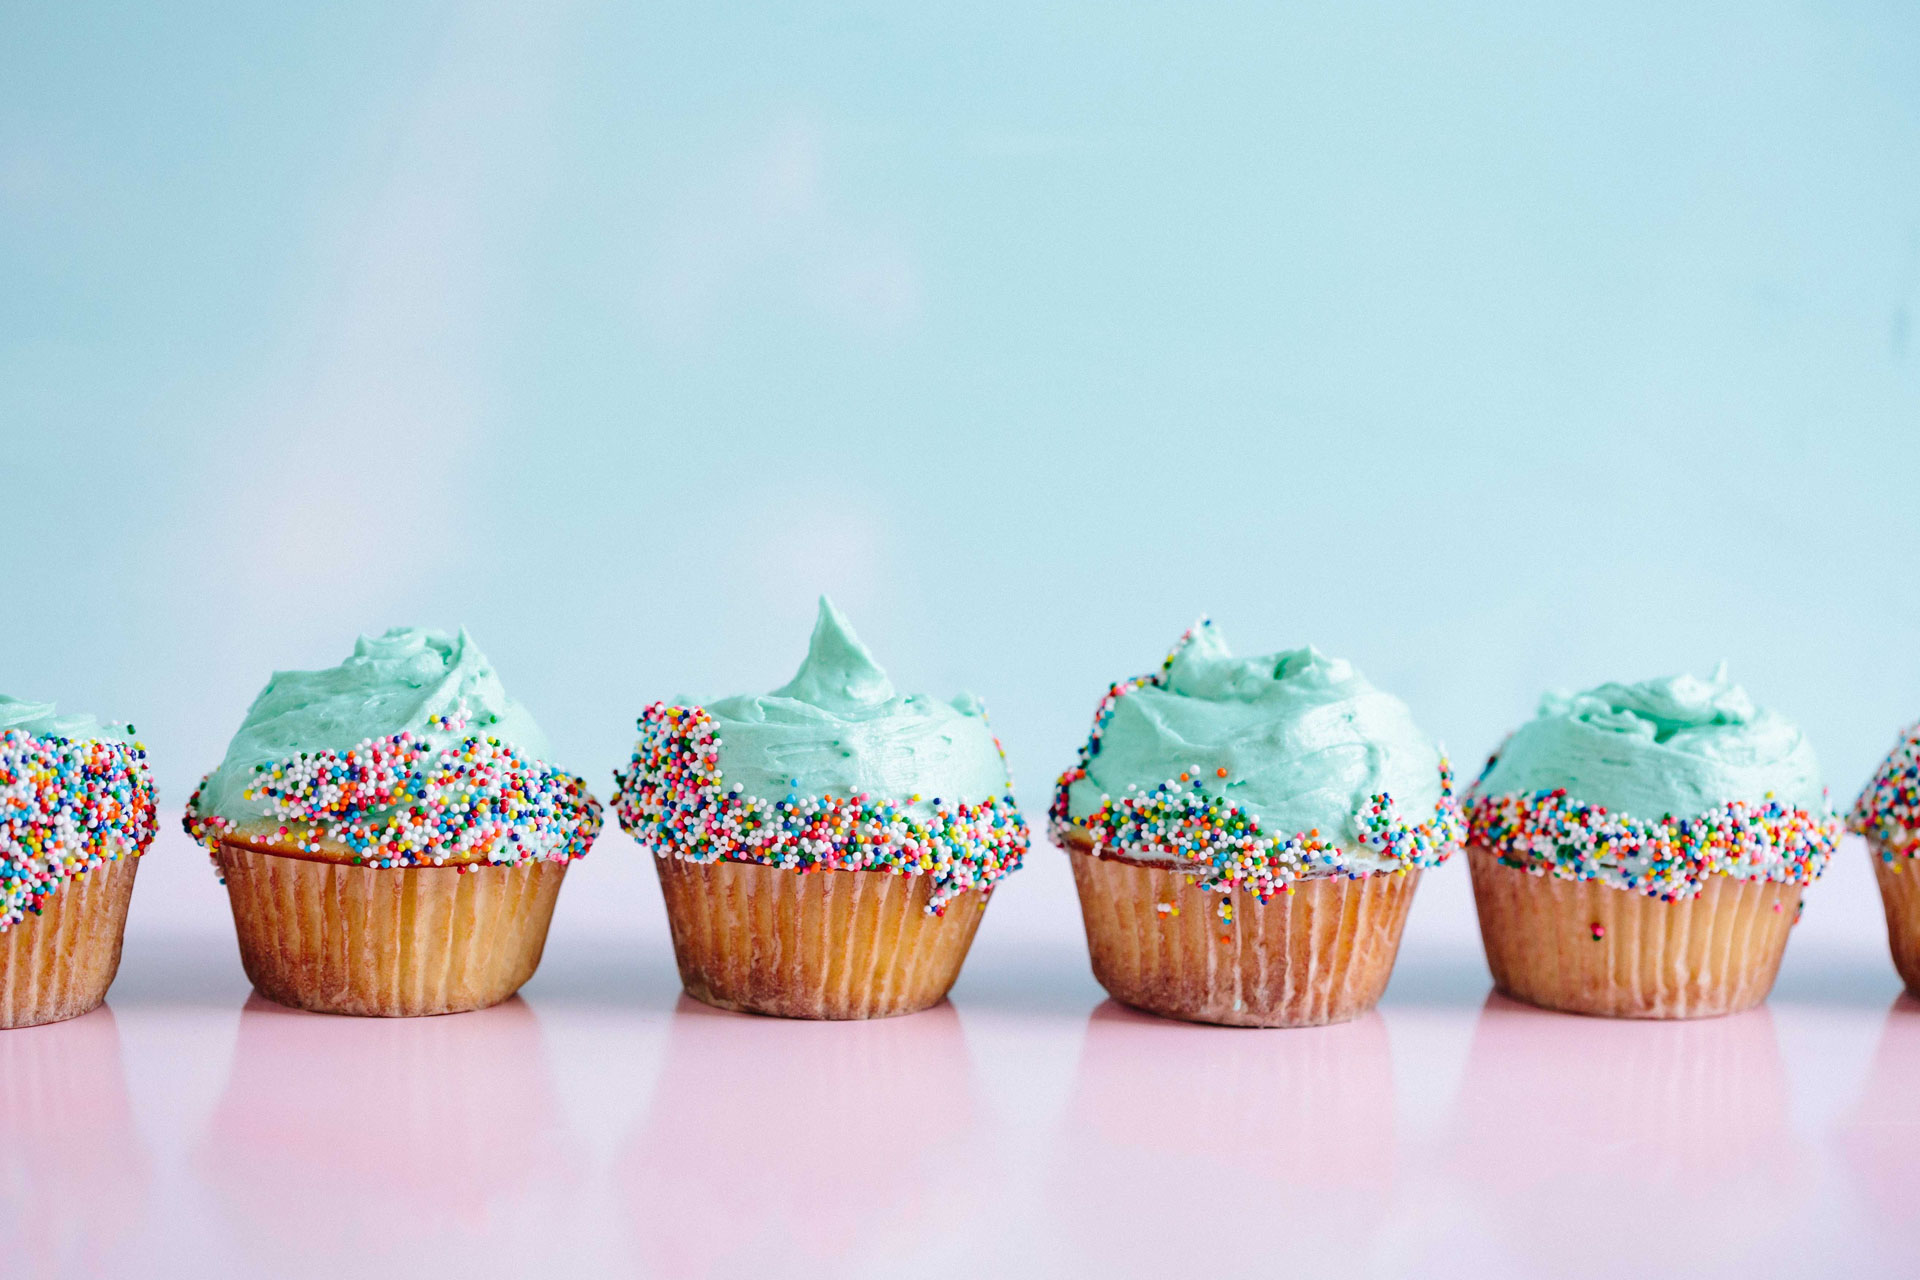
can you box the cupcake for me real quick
[1466,665,1837,1019]
[614,598,1027,1020]
[1849,723,1920,995]
[1051,621,1461,1028]
[0,695,156,1028]
[183,628,602,1017]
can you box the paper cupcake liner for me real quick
[1467,843,1799,1019]
[215,841,566,1018]
[1868,839,1920,997]
[652,856,990,1020]
[0,856,140,1030]
[1064,835,1419,1028]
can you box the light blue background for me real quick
[6,1,1919,834]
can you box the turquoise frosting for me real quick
[703,598,1013,811]
[1064,622,1444,844]
[198,627,556,826]
[1474,664,1827,819]
[0,694,129,743]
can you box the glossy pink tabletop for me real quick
[5,831,1915,1279]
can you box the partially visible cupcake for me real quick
[1051,621,1460,1028]
[1467,665,1836,1019]
[1849,723,1920,996]
[614,597,1027,1020]
[1,695,156,1028]
[184,628,601,1017]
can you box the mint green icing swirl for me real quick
[703,598,1014,812]
[197,627,557,827]
[1473,664,1827,820]
[1063,621,1444,850]
[0,694,132,743]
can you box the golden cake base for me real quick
[215,841,566,1018]
[652,856,989,1020]
[1868,839,1920,997]
[1467,843,1799,1019]
[1063,832,1419,1028]
[0,857,140,1030]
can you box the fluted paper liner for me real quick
[1468,843,1799,1019]
[1868,839,1920,997]
[652,856,989,1019]
[0,857,139,1030]
[1064,832,1418,1028]
[215,841,565,1018]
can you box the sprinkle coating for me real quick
[1465,785,1837,900]
[1049,622,1463,897]
[612,703,1028,914]
[1065,762,1463,900]
[0,727,157,933]
[1852,721,1920,856]
[183,713,601,870]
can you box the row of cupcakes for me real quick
[5,598,1920,1029]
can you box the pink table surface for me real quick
[3,833,1914,1279]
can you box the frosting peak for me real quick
[0,694,130,743]
[612,600,1029,911]
[1056,621,1456,881]
[1159,623,1354,702]
[1474,666,1826,820]
[195,626,558,829]
[700,600,1013,810]
[1467,668,1836,897]
[1545,662,1758,745]
[771,597,896,711]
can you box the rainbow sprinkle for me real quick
[612,703,1028,915]
[1046,621,1201,839]
[1465,786,1838,900]
[1059,761,1462,900]
[1851,721,1920,856]
[1049,622,1463,900]
[183,720,601,870]
[0,727,157,933]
